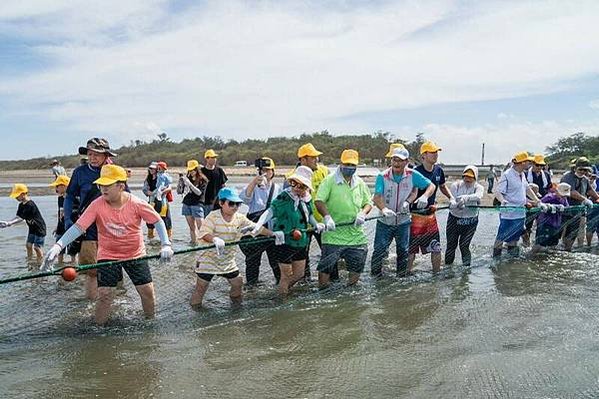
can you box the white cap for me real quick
[288,166,314,191]
[557,182,571,197]
[390,147,410,160]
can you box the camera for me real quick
[254,158,272,170]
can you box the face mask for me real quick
[340,166,357,178]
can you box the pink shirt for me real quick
[76,194,161,260]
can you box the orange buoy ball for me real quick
[61,267,78,281]
[291,229,302,241]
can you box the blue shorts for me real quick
[496,217,525,243]
[26,234,45,247]
[182,204,204,218]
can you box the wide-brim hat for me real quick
[9,183,28,199]
[49,175,70,187]
[78,138,117,157]
[556,182,571,197]
[288,165,314,191]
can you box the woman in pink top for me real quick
[42,165,174,325]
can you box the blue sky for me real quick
[0,0,598,163]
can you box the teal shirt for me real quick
[270,190,312,248]
[316,171,372,246]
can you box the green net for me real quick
[0,203,597,338]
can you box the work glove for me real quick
[538,202,549,213]
[416,195,429,209]
[41,243,63,272]
[555,204,565,213]
[212,237,226,257]
[273,231,285,245]
[381,208,396,217]
[0,220,8,228]
[314,223,326,234]
[449,199,459,209]
[354,212,366,227]
[160,245,174,263]
[324,215,336,231]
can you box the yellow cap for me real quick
[533,154,546,165]
[297,143,323,158]
[463,170,475,178]
[513,151,534,163]
[204,149,218,158]
[261,157,275,169]
[340,149,359,165]
[93,165,128,186]
[187,160,200,171]
[49,175,71,187]
[9,184,28,199]
[385,143,406,158]
[420,141,442,154]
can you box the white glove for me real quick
[381,207,396,217]
[449,199,458,209]
[155,189,163,201]
[416,196,429,209]
[273,231,285,245]
[583,198,594,208]
[212,237,225,256]
[0,220,8,228]
[354,212,366,227]
[538,202,549,212]
[314,223,326,234]
[160,245,174,263]
[501,200,509,206]
[41,243,63,272]
[555,204,565,213]
[457,197,467,209]
[324,215,336,231]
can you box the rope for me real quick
[0,203,593,286]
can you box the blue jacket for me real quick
[64,164,101,240]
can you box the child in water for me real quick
[0,184,47,262]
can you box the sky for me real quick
[0,0,598,163]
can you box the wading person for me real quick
[371,147,434,277]
[50,159,67,178]
[201,149,228,214]
[560,157,599,251]
[286,143,330,281]
[190,188,279,307]
[155,161,173,238]
[252,166,324,295]
[180,160,209,243]
[142,162,159,240]
[493,151,540,257]
[63,137,115,299]
[486,165,497,194]
[445,166,484,266]
[0,184,46,262]
[532,183,570,253]
[42,165,174,325]
[49,175,72,264]
[315,150,372,288]
[240,157,282,286]
[408,141,455,274]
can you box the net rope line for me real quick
[0,203,593,286]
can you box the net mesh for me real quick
[0,204,597,339]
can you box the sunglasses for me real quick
[289,180,308,190]
[225,200,241,208]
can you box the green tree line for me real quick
[545,132,599,169]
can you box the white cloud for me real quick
[1,0,599,159]
[590,100,599,110]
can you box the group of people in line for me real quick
[1,136,598,325]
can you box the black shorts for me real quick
[275,244,307,264]
[97,259,152,288]
[196,270,240,282]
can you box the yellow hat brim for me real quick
[93,177,119,186]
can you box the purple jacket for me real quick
[537,193,569,229]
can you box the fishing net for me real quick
[0,204,597,339]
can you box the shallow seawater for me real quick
[1,190,599,398]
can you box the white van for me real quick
[234,160,247,167]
